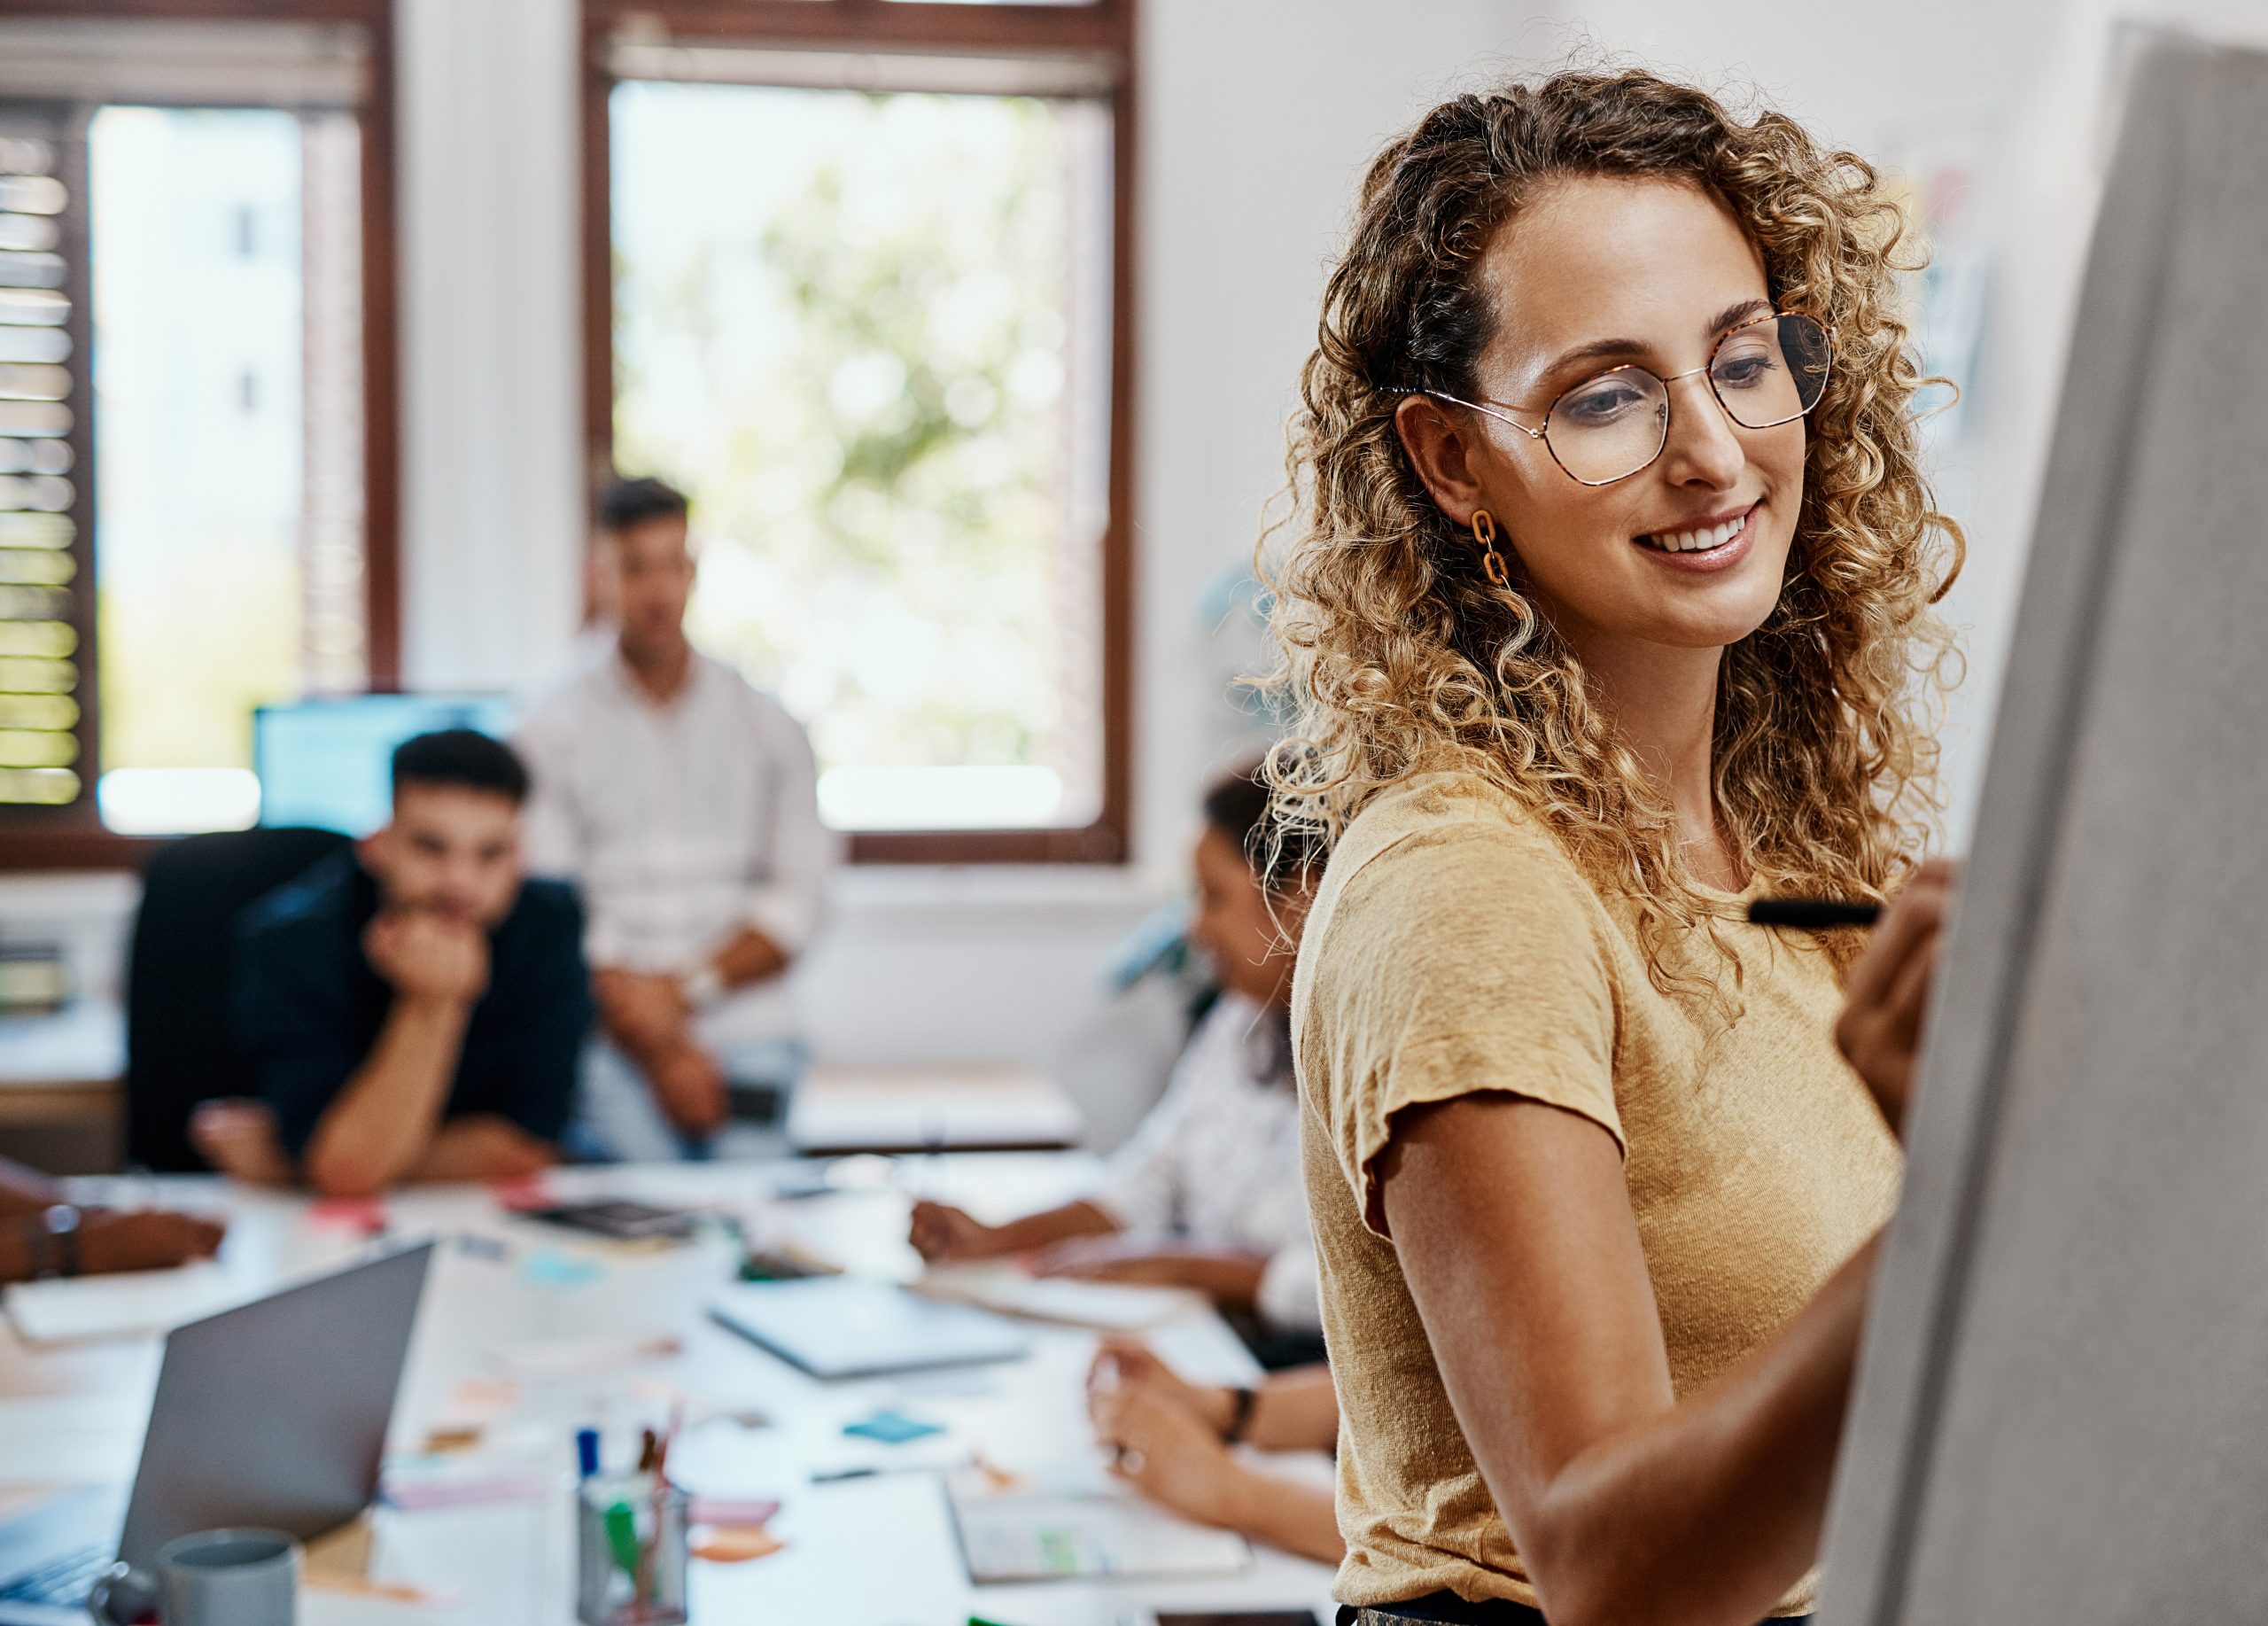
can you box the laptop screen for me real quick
[116,1243,433,1570]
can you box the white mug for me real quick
[86,1527,299,1626]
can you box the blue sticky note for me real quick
[522,1248,605,1288]
[843,1409,944,1444]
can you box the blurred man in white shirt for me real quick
[518,477,840,1160]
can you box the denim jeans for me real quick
[570,1035,809,1163]
[1340,1595,1812,1626]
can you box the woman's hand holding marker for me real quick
[1834,859,1959,1140]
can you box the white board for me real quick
[1819,30,2268,1625]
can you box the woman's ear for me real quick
[1394,393,1487,527]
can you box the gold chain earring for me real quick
[1471,510,1511,587]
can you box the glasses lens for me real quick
[1711,314,1831,429]
[1545,367,1669,484]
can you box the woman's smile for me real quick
[1633,497,1762,574]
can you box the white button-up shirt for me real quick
[517,649,840,1046]
[1089,990,1320,1333]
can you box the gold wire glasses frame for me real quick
[1415,310,1836,487]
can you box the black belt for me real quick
[1340,1594,1814,1626]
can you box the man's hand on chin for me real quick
[365,907,490,1006]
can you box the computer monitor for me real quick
[254,694,517,836]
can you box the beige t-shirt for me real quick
[1293,772,1901,1615]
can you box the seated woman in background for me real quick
[0,1157,223,1285]
[910,763,1321,1355]
[1089,1336,1343,1566]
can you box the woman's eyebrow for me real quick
[1708,296,1774,335]
[1536,297,1777,382]
[1540,332,1649,378]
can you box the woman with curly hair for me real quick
[1266,69,1963,1626]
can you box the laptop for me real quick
[711,1277,1029,1379]
[0,1241,433,1624]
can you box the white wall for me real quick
[1131,0,1525,875]
[395,0,585,692]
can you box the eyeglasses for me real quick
[1418,311,1834,486]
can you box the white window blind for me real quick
[0,108,84,808]
[0,20,367,112]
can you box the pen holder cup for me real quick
[575,1473,689,1626]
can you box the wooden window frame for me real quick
[581,0,1138,865]
[0,0,400,871]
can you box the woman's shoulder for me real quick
[1306,770,1614,987]
[1331,769,1588,892]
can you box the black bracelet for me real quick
[16,1212,50,1280]
[1223,1384,1258,1444]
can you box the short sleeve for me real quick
[1301,811,1622,1238]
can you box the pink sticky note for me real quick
[489,1176,556,1212]
[307,1197,387,1234]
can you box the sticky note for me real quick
[307,1197,387,1234]
[842,1409,944,1444]
[521,1248,605,1288]
[692,1526,784,1563]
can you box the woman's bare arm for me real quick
[1031,1238,1270,1306]
[908,1197,1119,1261]
[1384,1096,1875,1626]
[1379,861,1953,1626]
[1247,1362,1340,1451]
[1094,1369,1346,1566]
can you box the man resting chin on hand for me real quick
[194,729,593,1198]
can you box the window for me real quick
[586,0,1135,862]
[0,10,396,862]
[92,105,367,835]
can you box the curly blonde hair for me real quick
[1260,68,1963,997]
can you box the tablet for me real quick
[521,1200,705,1241]
[711,1278,1029,1378]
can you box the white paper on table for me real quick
[0,1395,145,1485]
[3,1260,242,1343]
[485,1330,682,1381]
[913,1265,1201,1331]
[945,1483,1252,1583]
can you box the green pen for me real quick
[603,1498,642,1580]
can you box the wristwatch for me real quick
[27,1202,82,1280]
[677,958,726,1011]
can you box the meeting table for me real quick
[0,1152,1340,1625]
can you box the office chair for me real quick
[124,826,353,1171]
